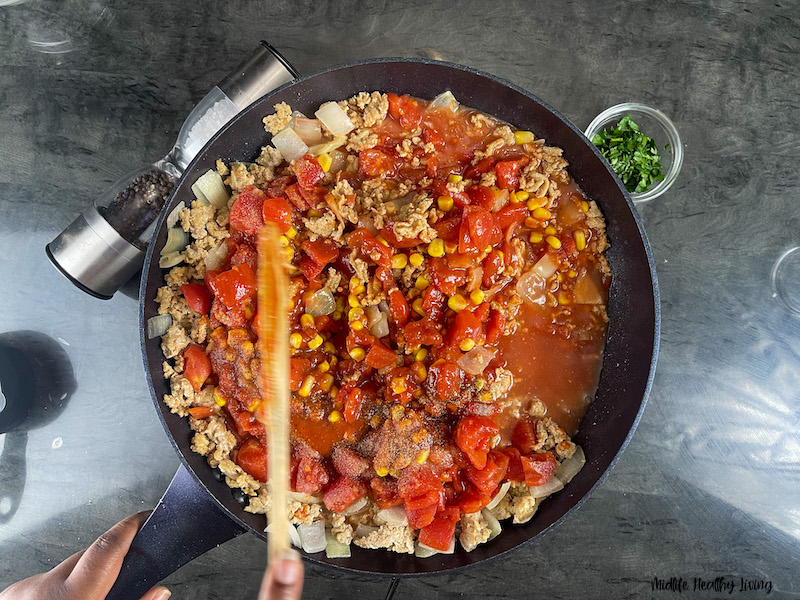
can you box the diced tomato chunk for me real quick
[371,477,403,509]
[298,255,325,282]
[511,418,538,454]
[387,289,410,327]
[433,215,462,244]
[405,501,439,530]
[429,361,463,400]
[457,482,492,514]
[501,447,526,482]
[284,183,309,211]
[323,476,368,513]
[359,148,396,178]
[494,204,529,232]
[381,224,421,249]
[188,406,214,419]
[485,309,506,344]
[290,358,312,391]
[331,445,369,478]
[464,157,496,180]
[293,154,325,189]
[459,206,500,253]
[418,506,460,551]
[235,437,268,482]
[183,344,211,392]
[301,238,339,267]
[446,310,486,348]
[346,228,392,269]
[181,283,212,315]
[421,286,445,323]
[403,319,443,348]
[207,264,256,310]
[466,185,496,211]
[229,185,265,235]
[453,415,500,470]
[521,452,558,487]
[266,175,294,198]
[342,387,365,423]
[261,197,293,233]
[465,450,509,495]
[495,157,530,190]
[387,93,423,129]
[398,465,442,501]
[294,448,330,494]
[365,342,397,369]
[230,243,258,272]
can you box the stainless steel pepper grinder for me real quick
[46,41,298,299]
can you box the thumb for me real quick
[258,549,304,600]
[138,585,172,600]
[65,511,151,597]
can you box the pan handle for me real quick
[106,464,247,600]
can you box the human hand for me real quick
[257,549,304,600]
[0,511,170,600]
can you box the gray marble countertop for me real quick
[1,1,798,598]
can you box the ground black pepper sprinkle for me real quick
[99,168,176,249]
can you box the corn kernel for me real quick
[568,270,578,278]
[415,276,429,290]
[515,190,529,202]
[524,217,538,228]
[349,277,361,291]
[349,348,366,362]
[444,241,458,254]
[415,347,428,362]
[319,360,330,373]
[247,399,260,412]
[529,232,543,243]
[348,294,360,308]
[448,174,463,183]
[279,235,290,247]
[391,377,407,394]
[510,191,521,204]
[376,234,389,246]
[527,197,547,211]
[514,130,534,145]
[460,338,476,352]
[392,253,408,269]
[448,294,468,312]
[225,349,237,361]
[289,333,303,348]
[299,375,315,397]
[300,313,315,328]
[416,449,430,464]
[412,298,425,316]
[413,362,428,382]
[479,391,493,403]
[574,230,587,251]
[332,310,343,321]
[376,466,389,477]
[308,334,324,350]
[437,195,454,211]
[428,239,445,257]
[496,250,504,260]
[308,208,322,218]
[558,291,571,305]
[317,152,332,172]
[330,385,339,399]
[286,226,297,239]
[213,388,227,407]
[351,320,364,332]
[244,306,254,320]
[241,341,254,357]
[284,247,294,261]
[324,341,337,354]
[545,225,557,235]
[409,252,424,267]
[470,289,485,305]
[580,200,590,213]
[329,410,342,423]
[348,307,364,321]
[533,207,551,220]
[545,235,562,249]
[319,373,334,392]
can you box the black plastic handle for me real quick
[106,464,247,600]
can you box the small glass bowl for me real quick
[585,102,683,203]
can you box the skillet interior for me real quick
[140,58,659,576]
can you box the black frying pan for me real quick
[109,58,660,599]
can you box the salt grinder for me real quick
[46,42,298,299]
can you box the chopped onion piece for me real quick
[516,269,547,307]
[430,90,459,112]
[555,445,586,484]
[315,102,355,137]
[293,117,324,145]
[325,530,351,558]
[166,201,185,228]
[159,251,184,269]
[307,136,347,157]
[532,253,559,280]
[485,481,511,510]
[341,496,369,515]
[481,509,502,540]
[272,128,309,163]
[354,523,378,539]
[286,490,323,504]
[573,271,604,305]
[366,305,390,338]
[297,520,327,554]
[305,289,336,316]
[376,505,408,526]
[160,227,189,256]
[416,536,455,557]
[204,240,228,272]
[328,148,348,174]
[192,169,229,209]
[457,346,496,376]
[146,314,172,339]
[266,522,301,548]
[529,476,564,498]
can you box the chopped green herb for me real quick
[592,115,665,193]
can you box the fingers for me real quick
[138,585,172,600]
[258,549,304,600]
[65,511,151,597]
